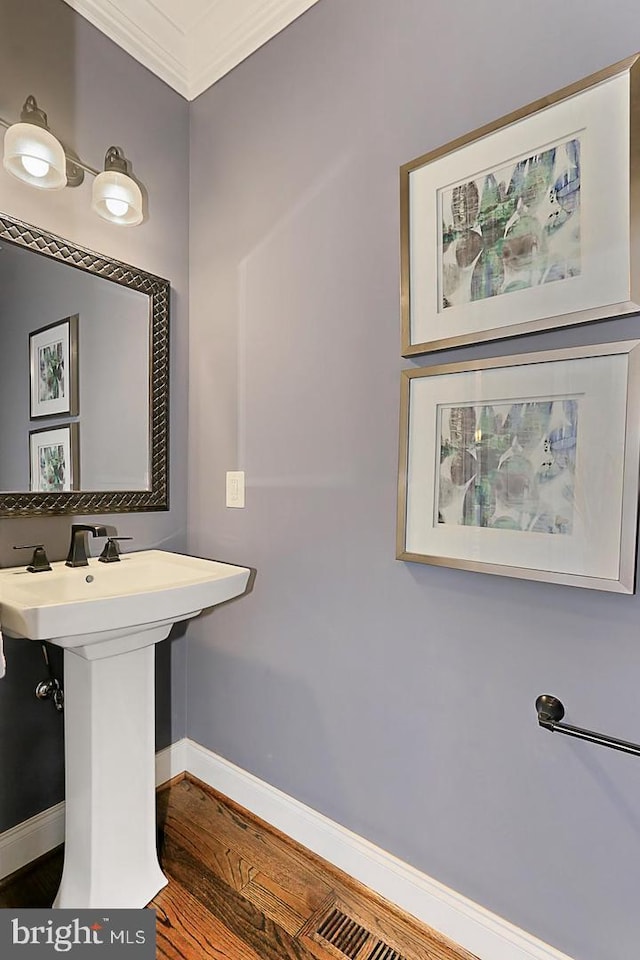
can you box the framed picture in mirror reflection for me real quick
[29,314,79,419]
[29,424,80,493]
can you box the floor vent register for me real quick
[313,905,406,960]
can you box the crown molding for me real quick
[62,0,190,97]
[187,0,320,99]
[62,0,321,101]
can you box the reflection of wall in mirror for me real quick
[0,242,149,492]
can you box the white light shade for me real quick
[91,170,143,226]
[3,121,67,189]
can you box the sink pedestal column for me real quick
[54,630,170,908]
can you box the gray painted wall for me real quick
[0,0,189,831]
[187,3,640,959]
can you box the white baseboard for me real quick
[155,737,188,786]
[0,737,574,960]
[185,739,575,960]
[0,802,66,883]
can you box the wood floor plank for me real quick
[150,878,266,960]
[168,779,333,913]
[160,796,256,892]
[0,847,63,908]
[241,872,335,937]
[161,833,328,960]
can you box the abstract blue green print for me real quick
[38,443,66,492]
[437,399,578,534]
[440,138,581,309]
[38,340,65,402]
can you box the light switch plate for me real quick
[226,471,245,508]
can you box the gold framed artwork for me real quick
[400,53,640,356]
[397,341,640,593]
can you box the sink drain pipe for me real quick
[35,642,64,712]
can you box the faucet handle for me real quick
[98,537,133,564]
[13,544,52,573]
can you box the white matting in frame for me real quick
[397,341,640,592]
[400,53,640,355]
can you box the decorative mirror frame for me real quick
[0,212,169,517]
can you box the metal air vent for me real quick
[369,942,405,960]
[314,905,407,960]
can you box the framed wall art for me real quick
[29,424,79,493]
[29,314,79,418]
[397,341,640,592]
[400,53,640,355]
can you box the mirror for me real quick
[0,212,169,517]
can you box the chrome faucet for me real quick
[65,524,109,567]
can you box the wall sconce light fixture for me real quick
[3,96,67,190]
[1,96,143,226]
[92,146,143,226]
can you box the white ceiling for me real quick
[62,0,321,101]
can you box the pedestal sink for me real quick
[0,549,250,908]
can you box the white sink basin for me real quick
[0,548,252,909]
[0,549,250,657]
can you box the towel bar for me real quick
[535,695,640,757]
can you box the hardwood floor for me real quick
[0,776,477,960]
